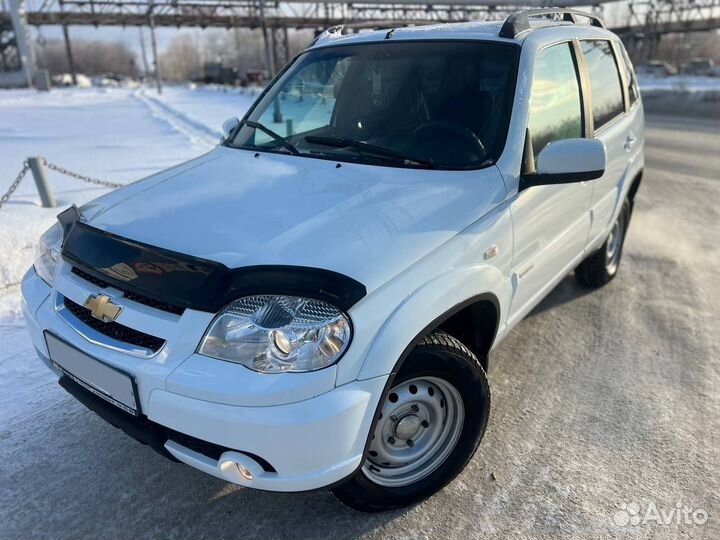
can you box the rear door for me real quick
[579,39,641,246]
[507,41,593,323]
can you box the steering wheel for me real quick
[412,121,486,164]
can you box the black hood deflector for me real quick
[58,206,367,313]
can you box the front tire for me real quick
[331,330,490,512]
[575,199,631,288]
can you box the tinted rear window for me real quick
[581,40,624,129]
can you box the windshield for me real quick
[229,41,518,169]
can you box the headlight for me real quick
[34,222,63,285]
[198,295,352,373]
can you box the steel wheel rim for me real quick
[605,211,625,275]
[362,376,465,488]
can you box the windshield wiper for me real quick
[305,136,433,166]
[243,120,300,155]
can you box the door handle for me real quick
[624,134,637,151]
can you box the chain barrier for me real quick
[0,161,30,210]
[0,158,124,211]
[43,159,124,189]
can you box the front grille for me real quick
[71,266,185,316]
[63,297,166,353]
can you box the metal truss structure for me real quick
[4,1,570,30]
[614,0,720,59]
[2,0,717,33]
[616,0,720,35]
[2,0,720,85]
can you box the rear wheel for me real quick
[331,330,490,512]
[575,199,631,288]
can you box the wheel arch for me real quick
[335,291,501,492]
[436,297,499,372]
[394,292,501,375]
[356,264,509,381]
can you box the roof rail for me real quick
[311,21,436,46]
[311,24,344,46]
[499,8,605,39]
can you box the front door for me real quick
[508,41,593,324]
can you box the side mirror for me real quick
[520,138,606,191]
[222,117,240,139]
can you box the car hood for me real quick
[80,146,507,294]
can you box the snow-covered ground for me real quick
[0,85,259,323]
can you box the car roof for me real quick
[308,19,619,50]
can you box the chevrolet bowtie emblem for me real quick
[84,294,122,323]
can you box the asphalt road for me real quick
[2,101,719,540]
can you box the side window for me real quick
[581,40,625,128]
[619,44,640,106]
[529,43,583,163]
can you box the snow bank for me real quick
[639,75,720,95]
[0,86,256,321]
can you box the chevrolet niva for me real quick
[23,9,643,512]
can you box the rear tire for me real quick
[331,330,490,512]
[575,199,631,288]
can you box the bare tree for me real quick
[160,33,204,81]
[159,27,315,82]
[35,39,138,77]
[655,31,720,65]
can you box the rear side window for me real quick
[581,40,624,128]
[528,42,583,162]
[619,44,640,106]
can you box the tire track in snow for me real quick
[133,89,222,149]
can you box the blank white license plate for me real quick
[45,332,139,416]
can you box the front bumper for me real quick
[22,267,387,492]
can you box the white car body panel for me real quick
[22,19,644,492]
[80,145,508,295]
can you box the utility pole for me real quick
[258,0,275,78]
[59,1,77,85]
[258,0,282,123]
[60,25,77,85]
[283,27,290,65]
[148,0,162,94]
[8,0,35,88]
[138,26,151,79]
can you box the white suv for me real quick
[23,9,644,512]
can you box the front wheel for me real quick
[331,330,490,512]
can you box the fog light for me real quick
[237,464,253,481]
